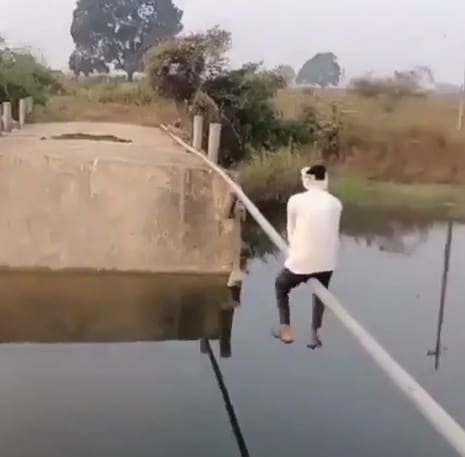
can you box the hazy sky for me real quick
[1,0,464,83]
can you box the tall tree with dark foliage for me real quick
[70,0,183,80]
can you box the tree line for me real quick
[68,0,343,88]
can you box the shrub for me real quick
[197,63,292,164]
[146,26,231,104]
[146,28,318,165]
[350,74,425,112]
[84,79,156,105]
[0,47,61,104]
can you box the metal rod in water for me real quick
[161,125,465,457]
[205,339,250,457]
[428,221,453,370]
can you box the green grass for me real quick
[240,148,465,219]
[239,148,320,205]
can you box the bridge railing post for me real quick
[2,101,12,132]
[208,122,222,164]
[19,98,27,128]
[192,115,204,151]
[26,96,34,115]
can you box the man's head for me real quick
[300,164,328,191]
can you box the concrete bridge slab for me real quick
[0,123,240,274]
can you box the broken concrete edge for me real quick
[0,151,209,173]
[160,123,248,289]
[0,265,232,276]
[1,122,242,285]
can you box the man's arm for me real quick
[286,197,296,243]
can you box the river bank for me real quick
[240,153,465,220]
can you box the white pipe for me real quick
[310,279,465,456]
[192,115,204,150]
[160,123,465,457]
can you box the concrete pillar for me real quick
[219,308,234,358]
[26,96,34,114]
[207,122,222,164]
[19,99,26,128]
[192,115,204,150]
[200,338,208,354]
[2,102,12,132]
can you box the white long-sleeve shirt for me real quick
[284,188,342,275]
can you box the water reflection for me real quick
[243,206,449,259]
[427,221,453,370]
[243,206,462,374]
[0,271,238,349]
[200,285,242,358]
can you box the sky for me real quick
[1,0,464,84]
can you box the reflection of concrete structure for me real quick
[201,285,241,359]
[377,228,428,255]
[0,272,235,343]
[0,123,241,274]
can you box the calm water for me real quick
[0,217,464,457]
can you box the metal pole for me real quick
[457,62,465,131]
[161,124,465,457]
[205,339,250,457]
[428,221,453,370]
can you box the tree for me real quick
[0,47,61,104]
[296,52,341,88]
[69,48,109,76]
[70,0,183,80]
[147,28,319,165]
[350,73,424,112]
[274,65,296,86]
[395,66,435,92]
[146,26,231,104]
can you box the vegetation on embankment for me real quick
[240,148,465,219]
[275,87,465,184]
[241,84,465,215]
[36,75,465,179]
[0,43,62,106]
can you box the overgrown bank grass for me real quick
[276,88,465,184]
[240,149,465,219]
[32,94,180,127]
[31,76,182,126]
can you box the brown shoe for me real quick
[272,325,295,344]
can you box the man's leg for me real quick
[274,268,307,343]
[308,271,333,349]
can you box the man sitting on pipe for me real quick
[273,165,342,348]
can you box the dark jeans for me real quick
[275,268,333,330]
